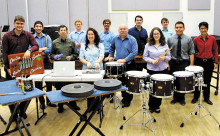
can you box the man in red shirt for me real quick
[2,15,39,119]
[191,22,218,105]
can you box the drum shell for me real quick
[125,74,150,93]
[174,76,194,93]
[151,79,173,98]
[105,64,125,77]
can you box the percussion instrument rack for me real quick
[180,74,220,129]
[120,81,157,136]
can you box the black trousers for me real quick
[193,58,214,100]
[119,60,136,102]
[169,59,190,102]
[4,68,29,115]
[36,58,53,105]
[147,69,168,110]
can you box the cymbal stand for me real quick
[180,74,220,128]
[103,75,126,120]
[120,81,156,136]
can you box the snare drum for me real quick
[125,71,150,93]
[105,62,126,77]
[185,65,204,78]
[173,71,195,93]
[150,74,174,98]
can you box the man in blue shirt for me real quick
[99,19,115,62]
[161,18,173,42]
[33,21,56,109]
[128,15,148,70]
[109,24,138,107]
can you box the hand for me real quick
[23,50,31,60]
[7,69,11,75]
[158,56,166,61]
[87,62,92,69]
[117,59,126,63]
[168,63,170,71]
[109,57,114,62]
[95,62,100,69]
[152,60,159,65]
[214,63,218,70]
[66,56,71,61]
[76,43,81,47]
[104,57,109,62]
[39,47,47,52]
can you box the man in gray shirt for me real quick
[168,21,195,106]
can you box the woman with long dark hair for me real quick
[143,27,171,113]
[80,27,104,69]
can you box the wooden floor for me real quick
[0,67,220,136]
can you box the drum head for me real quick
[151,74,174,81]
[105,61,124,66]
[173,71,194,77]
[125,71,150,78]
[94,79,122,91]
[61,83,94,98]
[185,65,204,73]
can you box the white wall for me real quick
[109,0,215,36]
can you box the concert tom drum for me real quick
[185,65,204,78]
[105,62,126,77]
[173,71,195,93]
[125,71,150,94]
[150,74,174,98]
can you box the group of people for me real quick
[1,15,218,119]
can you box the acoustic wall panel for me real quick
[48,0,69,28]
[188,0,210,10]
[8,0,28,30]
[112,0,179,11]
[28,0,48,30]
[0,0,8,27]
[89,0,108,33]
[214,0,220,35]
[69,0,88,32]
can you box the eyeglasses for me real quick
[153,33,160,36]
[200,28,207,30]
[15,22,24,25]
[104,23,110,25]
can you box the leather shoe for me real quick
[40,104,46,109]
[170,100,177,104]
[155,109,160,113]
[20,112,27,119]
[149,109,154,113]
[123,101,131,107]
[73,104,80,110]
[204,99,213,105]
[180,100,186,106]
[191,98,198,104]
[47,102,57,107]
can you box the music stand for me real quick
[180,74,220,128]
[120,81,157,136]
[2,25,10,32]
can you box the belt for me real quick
[172,59,189,63]
[196,58,212,62]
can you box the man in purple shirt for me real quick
[2,15,39,119]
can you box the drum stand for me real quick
[120,82,157,136]
[0,114,7,125]
[103,76,126,120]
[180,75,220,128]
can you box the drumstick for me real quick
[0,92,24,96]
[160,47,172,57]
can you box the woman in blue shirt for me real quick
[80,28,104,69]
[143,27,171,113]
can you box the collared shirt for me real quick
[50,37,78,61]
[167,34,195,60]
[109,34,138,64]
[162,28,173,42]
[143,43,171,71]
[193,34,218,63]
[69,30,86,51]
[79,43,104,69]
[128,26,148,54]
[99,30,115,53]
[33,33,52,59]
[2,30,39,69]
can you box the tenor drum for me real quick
[173,71,195,93]
[185,65,204,77]
[105,62,126,77]
[125,71,150,93]
[150,74,174,98]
